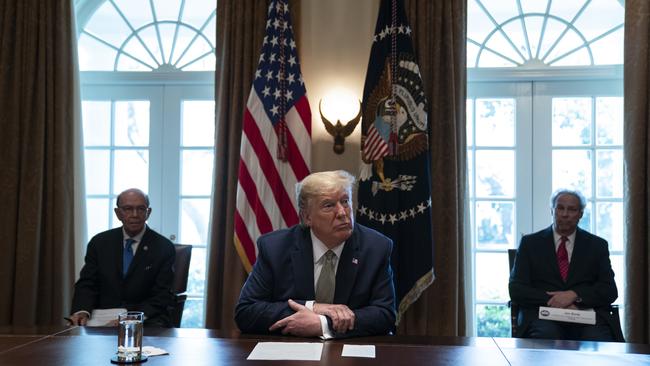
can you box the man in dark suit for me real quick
[68,188,175,327]
[509,189,619,341]
[235,170,396,338]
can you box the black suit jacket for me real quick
[235,223,396,338]
[71,226,176,326]
[509,225,618,338]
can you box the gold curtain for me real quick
[205,0,270,332]
[623,0,650,344]
[0,0,77,325]
[399,0,468,336]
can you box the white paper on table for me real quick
[538,306,596,325]
[142,346,169,357]
[86,308,127,326]
[341,344,376,358]
[247,342,323,361]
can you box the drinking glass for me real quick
[111,311,146,364]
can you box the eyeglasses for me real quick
[118,206,149,215]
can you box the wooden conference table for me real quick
[1,326,649,365]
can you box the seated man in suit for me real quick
[235,170,396,338]
[509,189,619,341]
[68,188,176,327]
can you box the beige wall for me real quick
[299,0,379,175]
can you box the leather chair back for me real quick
[171,244,192,327]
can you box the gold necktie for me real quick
[315,250,336,303]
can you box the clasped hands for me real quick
[269,299,355,337]
[546,290,579,309]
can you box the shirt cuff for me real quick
[306,300,315,311]
[73,310,91,319]
[319,315,333,339]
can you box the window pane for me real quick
[112,0,154,31]
[152,0,181,21]
[82,101,111,146]
[573,1,624,42]
[113,150,149,194]
[596,202,624,252]
[177,38,213,70]
[139,26,164,65]
[475,150,515,197]
[596,150,623,198]
[83,1,131,48]
[475,99,515,147]
[86,198,110,239]
[181,150,214,196]
[552,150,592,196]
[114,101,150,146]
[552,98,592,146]
[182,101,215,147]
[466,99,474,147]
[187,247,206,295]
[117,53,154,71]
[84,150,110,195]
[468,152,474,198]
[476,304,510,338]
[591,28,624,66]
[596,97,623,146]
[122,37,158,70]
[180,198,211,244]
[476,252,509,301]
[180,298,204,328]
[78,34,118,71]
[578,202,593,233]
[181,0,215,30]
[181,53,217,72]
[475,201,515,248]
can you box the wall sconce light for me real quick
[319,98,362,155]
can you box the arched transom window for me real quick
[78,0,216,71]
[467,0,624,67]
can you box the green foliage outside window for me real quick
[476,305,510,337]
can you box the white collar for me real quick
[311,230,345,264]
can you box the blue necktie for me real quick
[123,238,135,277]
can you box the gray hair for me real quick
[116,188,150,207]
[295,170,355,225]
[550,189,586,211]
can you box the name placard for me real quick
[538,306,596,325]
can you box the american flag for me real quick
[234,0,311,272]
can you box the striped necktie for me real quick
[557,236,569,281]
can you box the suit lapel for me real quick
[541,226,564,283]
[291,228,315,299]
[113,229,126,281]
[566,228,586,284]
[333,227,360,304]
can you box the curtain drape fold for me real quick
[623,0,650,344]
[0,0,77,326]
[399,0,468,336]
[205,0,269,332]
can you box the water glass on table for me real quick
[111,311,147,364]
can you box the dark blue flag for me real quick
[357,0,434,325]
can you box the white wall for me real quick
[299,0,379,175]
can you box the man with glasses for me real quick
[68,188,175,327]
[509,189,620,341]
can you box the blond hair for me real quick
[295,170,355,224]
